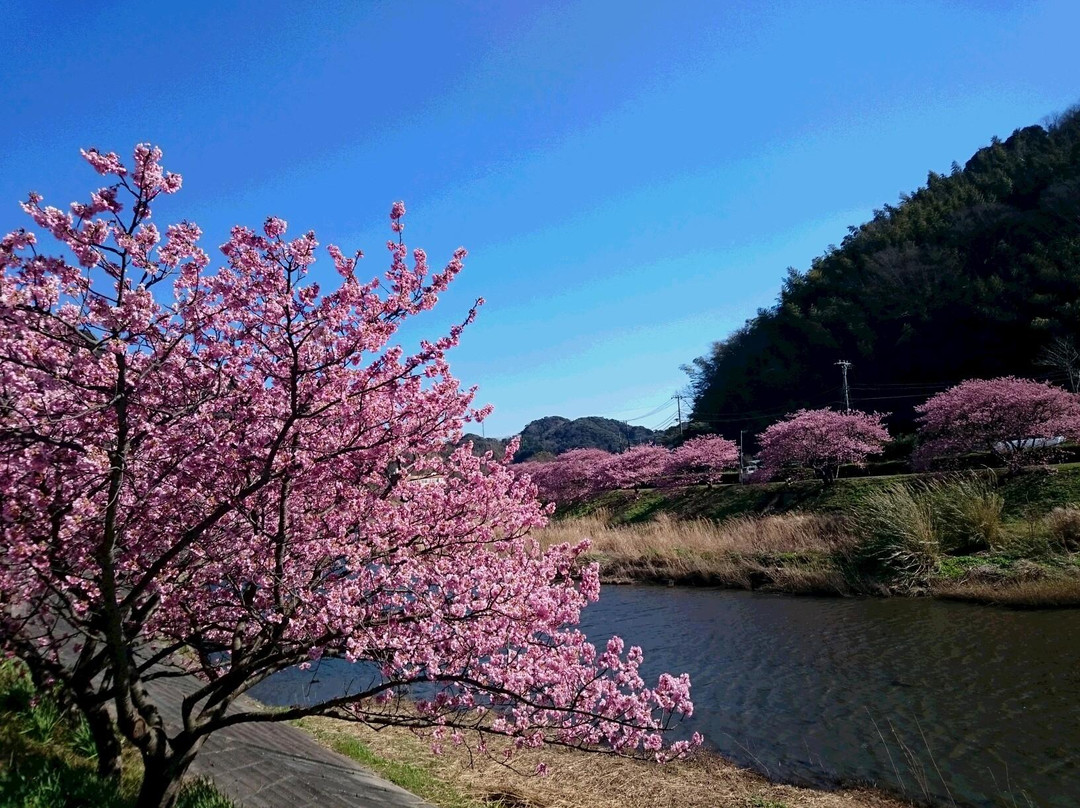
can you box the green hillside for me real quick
[686,106,1080,440]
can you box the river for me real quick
[250,587,1080,807]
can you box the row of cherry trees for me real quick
[754,376,1080,481]
[522,376,1080,504]
[518,436,738,505]
[751,376,1080,480]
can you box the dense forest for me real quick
[461,416,663,461]
[686,106,1080,441]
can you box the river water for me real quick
[250,587,1080,807]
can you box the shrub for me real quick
[849,482,939,588]
[1046,506,1080,551]
[923,474,1005,554]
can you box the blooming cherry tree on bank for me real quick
[518,448,615,506]
[756,408,890,483]
[665,435,739,485]
[0,146,697,808]
[915,376,1080,471]
[605,444,672,489]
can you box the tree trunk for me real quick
[136,766,186,808]
[83,700,124,780]
[135,748,198,808]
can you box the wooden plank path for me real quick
[146,673,433,808]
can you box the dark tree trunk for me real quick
[135,745,200,808]
[83,700,124,780]
[136,765,186,808]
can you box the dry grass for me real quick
[537,511,853,557]
[299,716,908,808]
[535,512,856,592]
[933,575,1080,607]
[1045,505,1080,551]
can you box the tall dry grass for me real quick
[849,483,939,589]
[535,511,856,593]
[1046,505,1080,551]
[850,474,1010,590]
[923,474,1005,553]
[933,577,1080,608]
[537,511,853,556]
[535,482,1079,603]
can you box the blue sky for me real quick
[3,0,1078,436]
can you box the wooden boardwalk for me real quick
[147,674,432,808]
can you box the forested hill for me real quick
[686,106,1080,439]
[460,416,662,461]
[513,416,660,461]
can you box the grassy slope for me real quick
[565,464,1080,524]
[0,660,234,808]
[553,466,1080,605]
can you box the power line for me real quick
[843,392,950,402]
[600,399,673,423]
[849,381,952,390]
[689,387,838,423]
[621,400,677,423]
[650,412,680,431]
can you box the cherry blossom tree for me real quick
[915,376,1080,471]
[0,145,698,808]
[605,444,672,490]
[756,408,890,483]
[665,435,739,486]
[518,448,615,507]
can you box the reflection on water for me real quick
[250,587,1080,808]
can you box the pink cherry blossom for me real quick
[605,444,671,489]
[915,376,1080,471]
[0,144,697,808]
[518,448,616,506]
[390,200,406,233]
[756,408,890,483]
[665,435,738,485]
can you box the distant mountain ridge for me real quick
[459,415,664,462]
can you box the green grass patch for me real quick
[297,721,482,808]
[998,464,1080,517]
[577,465,1080,526]
[0,659,235,808]
[936,554,1015,580]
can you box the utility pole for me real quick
[835,360,852,413]
[673,394,685,436]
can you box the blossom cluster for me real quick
[914,376,1080,470]
[518,435,739,506]
[0,143,698,782]
[755,408,890,483]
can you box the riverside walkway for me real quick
[147,672,432,808]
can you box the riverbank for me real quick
[295,715,909,808]
[543,466,1080,606]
